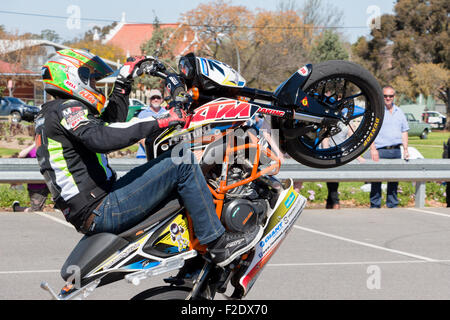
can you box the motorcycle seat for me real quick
[118,199,182,241]
[60,199,182,282]
[61,233,128,282]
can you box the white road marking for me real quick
[35,212,74,229]
[406,208,450,218]
[0,270,59,275]
[3,259,450,275]
[268,259,450,267]
[294,225,437,262]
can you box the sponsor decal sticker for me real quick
[62,107,89,130]
[64,80,77,90]
[257,107,285,117]
[284,192,296,209]
[298,66,309,76]
[79,90,96,105]
[301,97,309,107]
[192,100,256,122]
[363,117,380,146]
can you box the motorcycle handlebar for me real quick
[141,58,168,79]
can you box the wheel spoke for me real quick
[342,80,348,98]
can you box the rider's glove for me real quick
[157,104,187,129]
[116,56,151,85]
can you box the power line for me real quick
[0,9,371,30]
[0,10,118,23]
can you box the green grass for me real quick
[409,131,450,159]
[0,184,32,208]
[299,181,447,208]
[0,184,53,209]
[0,148,20,158]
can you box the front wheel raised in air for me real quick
[281,60,384,168]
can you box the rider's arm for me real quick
[100,81,131,123]
[59,101,160,154]
[101,56,152,123]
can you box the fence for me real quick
[0,116,12,122]
[0,158,449,208]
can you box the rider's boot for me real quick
[207,225,264,267]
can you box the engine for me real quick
[221,198,267,233]
[219,166,268,233]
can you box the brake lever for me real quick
[142,60,167,78]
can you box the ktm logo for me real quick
[192,100,254,122]
[79,90,96,104]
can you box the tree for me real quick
[66,23,124,62]
[310,30,349,63]
[393,63,450,128]
[0,25,6,37]
[140,18,176,60]
[39,29,62,43]
[392,0,449,70]
[69,40,125,62]
[352,0,450,128]
[353,0,448,79]
[351,14,397,85]
[235,9,310,89]
[301,0,344,32]
[138,19,178,91]
[182,2,313,90]
[181,0,253,59]
[68,22,118,43]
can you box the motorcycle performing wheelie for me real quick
[40,52,384,300]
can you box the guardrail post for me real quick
[415,181,426,208]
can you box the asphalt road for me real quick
[1,206,450,300]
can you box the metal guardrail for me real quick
[0,115,12,122]
[1,158,449,208]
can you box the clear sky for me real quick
[0,0,396,43]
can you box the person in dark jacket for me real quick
[36,49,262,267]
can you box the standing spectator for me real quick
[369,86,409,208]
[12,142,50,212]
[136,89,167,159]
[322,125,365,209]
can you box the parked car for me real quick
[0,96,40,123]
[405,112,431,139]
[126,98,147,122]
[422,111,446,129]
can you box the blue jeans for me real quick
[370,148,401,208]
[89,149,225,245]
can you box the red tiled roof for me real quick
[0,60,34,74]
[105,23,201,57]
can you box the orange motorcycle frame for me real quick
[186,131,281,253]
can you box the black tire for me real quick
[282,60,384,168]
[420,129,428,139]
[131,285,191,300]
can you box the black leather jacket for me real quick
[35,83,160,231]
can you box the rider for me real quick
[36,49,262,267]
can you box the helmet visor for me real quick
[78,56,114,85]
